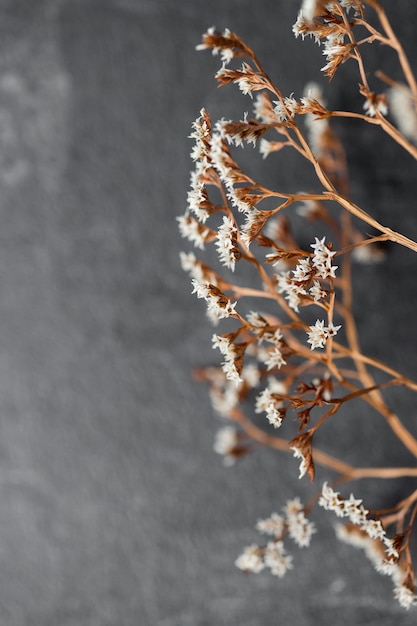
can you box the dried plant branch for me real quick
[179,1,417,610]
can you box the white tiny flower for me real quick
[221,358,243,383]
[306,319,327,349]
[264,541,293,577]
[237,77,253,97]
[276,271,292,293]
[383,537,400,560]
[318,482,345,517]
[215,216,238,271]
[307,319,341,350]
[220,35,235,64]
[197,28,239,66]
[347,503,368,526]
[296,198,317,218]
[247,311,267,328]
[269,378,287,395]
[273,100,288,122]
[290,446,308,479]
[212,334,243,383]
[265,403,283,428]
[361,519,386,542]
[239,208,264,247]
[325,322,341,337]
[235,544,265,573]
[283,498,304,518]
[191,278,211,300]
[256,389,275,411]
[342,493,363,517]
[213,426,239,465]
[393,584,417,610]
[309,280,327,301]
[209,384,239,418]
[206,294,238,325]
[227,187,253,214]
[284,96,300,116]
[259,138,273,159]
[241,363,261,388]
[311,236,338,279]
[340,0,363,13]
[210,132,233,186]
[180,251,197,272]
[335,522,367,548]
[292,257,313,281]
[300,0,322,22]
[276,271,307,311]
[388,84,417,142]
[375,559,400,577]
[292,10,305,39]
[256,513,285,537]
[177,214,210,249]
[287,511,316,548]
[352,244,385,264]
[263,346,286,371]
[364,97,388,118]
[212,333,231,355]
[180,252,205,283]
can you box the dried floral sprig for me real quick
[179,0,417,609]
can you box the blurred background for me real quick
[0,0,416,624]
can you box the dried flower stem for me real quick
[180,2,417,608]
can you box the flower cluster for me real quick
[191,279,237,324]
[273,236,339,315]
[212,333,245,383]
[319,483,417,609]
[307,319,341,350]
[236,498,315,577]
[255,378,287,429]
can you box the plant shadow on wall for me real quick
[178,0,417,611]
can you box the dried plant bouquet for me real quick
[178,0,417,609]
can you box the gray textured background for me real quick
[0,0,416,624]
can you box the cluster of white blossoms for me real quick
[292,3,394,119]
[388,84,417,143]
[236,498,315,577]
[235,542,293,577]
[276,270,309,312]
[177,214,210,250]
[311,236,338,278]
[246,313,288,384]
[179,251,206,284]
[195,26,236,64]
[290,444,310,479]
[187,109,212,224]
[258,330,286,372]
[208,362,261,419]
[255,378,287,429]
[363,93,388,118]
[263,541,294,577]
[319,483,417,609]
[307,319,341,350]
[212,333,243,383]
[210,125,253,215]
[275,236,337,312]
[302,82,331,157]
[213,425,240,466]
[215,215,238,271]
[191,278,237,324]
[273,96,300,122]
[283,497,317,547]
